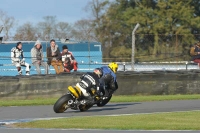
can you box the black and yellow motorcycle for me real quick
[53,85,112,113]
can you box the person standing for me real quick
[190,41,200,68]
[31,40,49,74]
[61,45,78,72]
[47,39,64,74]
[11,42,31,75]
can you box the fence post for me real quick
[131,23,140,71]
[0,26,3,44]
[186,61,188,70]
[0,26,3,34]
[123,62,125,72]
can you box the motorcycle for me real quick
[53,85,112,113]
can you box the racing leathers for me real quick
[100,66,118,97]
[11,47,30,75]
[61,51,78,72]
[76,72,101,98]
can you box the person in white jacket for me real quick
[31,40,49,74]
[11,42,31,75]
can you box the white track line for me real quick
[1,110,200,125]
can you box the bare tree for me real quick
[84,0,109,42]
[36,16,57,40]
[55,22,72,40]
[13,22,36,41]
[0,9,16,41]
[71,19,96,41]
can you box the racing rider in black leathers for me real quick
[77,68,103,100]
[99,62,118,97]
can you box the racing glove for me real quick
[20,58,25,64]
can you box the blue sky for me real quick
[0,0,92,26]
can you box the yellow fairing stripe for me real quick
[68,86,80,98]
[74,86,82,96]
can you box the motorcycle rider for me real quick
[75,68,103,99]
[99,62,118,97]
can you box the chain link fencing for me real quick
[0,34,200,76]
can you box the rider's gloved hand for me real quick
[20,58,25,64]
[96,87,101,96]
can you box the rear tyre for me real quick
[97,95,112,107]
[53,94,73,113]
[79,104,93,112]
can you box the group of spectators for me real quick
[11,39,78,75]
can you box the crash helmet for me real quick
[93,68,103,78]
[108,62,118,73]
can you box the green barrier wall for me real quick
[0,70,200,99]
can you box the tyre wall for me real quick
[0,70,200,99]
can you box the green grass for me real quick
[13,111,200,130]
[1,94,200,107]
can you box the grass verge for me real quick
[1,94,200,107]
[12,111,200,130]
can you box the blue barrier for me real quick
[0,41,102,76]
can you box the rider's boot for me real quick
[103,89,110,98]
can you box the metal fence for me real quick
[134,34,198,62]
[0,33,200,76]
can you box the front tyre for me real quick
[97,95,112,107]
[53,94,73,113]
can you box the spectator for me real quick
[190,41,200,67]
[47,39,64,74]
[11,42,31,75]
[61,45,78,72]
[31,40,49,74]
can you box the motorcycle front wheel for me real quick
[53,94,73,113]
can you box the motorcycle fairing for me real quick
[76,83,89,97]
[68,86,82,98]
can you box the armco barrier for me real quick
[1,70,200,99]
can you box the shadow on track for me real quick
[61,102,141,113]
[103,102,141,107]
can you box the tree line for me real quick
[1,0,200,62]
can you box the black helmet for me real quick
[62,45,68,50]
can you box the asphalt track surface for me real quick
[0,100,200,133]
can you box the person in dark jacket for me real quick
[190,41,200,67]
[61,45,78,72]
[46,39,64,74]
[31,40,49,74]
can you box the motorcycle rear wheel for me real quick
[79,104,93,112]
[53,94,73,113]
[96,95,112,107]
